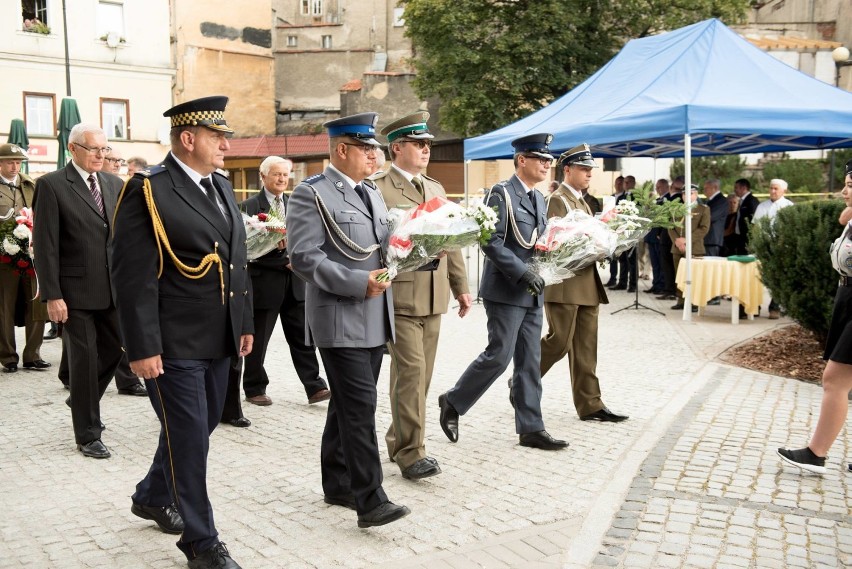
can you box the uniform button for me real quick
[230,263,234,270]
[243,264,247,269]
[243,290,248,295]
[229,291,234,298]
[103,223,108,228]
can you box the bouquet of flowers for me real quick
[0,207,35,277]
[599,199,651,257]
[528,210,616,285]
[242,210,286,260]
[378,196,497,281]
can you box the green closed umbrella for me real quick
[56,97,81,169]
[7,119,29,174]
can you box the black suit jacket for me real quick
[736,192,759,236]
[33,164,122,310]
[110,153,253,361]
[703,192,728,248]
[240,190,306,309]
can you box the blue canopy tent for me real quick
[463,18,852,320]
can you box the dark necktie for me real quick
[528,190,537,217]
[86,174,105,216]
[354,183,372,215]
[200,177,231,229]
[412,177,424,198]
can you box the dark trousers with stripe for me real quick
[318,346,388,515]
[132,357,229,560]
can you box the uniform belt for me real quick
[840,275,852,287]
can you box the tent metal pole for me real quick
[683,134,692,321]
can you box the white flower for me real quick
[3,238,20,255]
[615,200,639,216]
[12,224,30,240]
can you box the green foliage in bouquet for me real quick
[630,181,688,229]
[750,200,845,342]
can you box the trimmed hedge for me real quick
[750,200,845,342]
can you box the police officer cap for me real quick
[164,96,234,135]
[381,111,434,143]
[0,144,29,161]
[324,112,382,147]
[511,133,554,160]
[845,159,852,178]
[558,143,598,168]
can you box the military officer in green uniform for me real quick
[370,112,471,480]
[0,144,49,373]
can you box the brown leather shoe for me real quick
[308,388,331,404]
[245,394,272,406]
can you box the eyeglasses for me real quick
[342,142,378,155]
[401,140,432,150]
[105,157,126,166]
[524,155,552,166]
[73,142,112,156]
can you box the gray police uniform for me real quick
[444,174,547,434]
[287,165,395,514]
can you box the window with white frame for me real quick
[321,35,332,49]
[24,93,54,136]
[311,0,323,15]
[101,98,129,140]
[97,1,124,39]
[21,0,49,30]
[287,35,298,47]
[300,0,309,15]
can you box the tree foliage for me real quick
[749,200,845,342]
[670,154,746,191]
[759,156,826,194]
[401,0,751,137]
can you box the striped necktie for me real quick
[86,174,105,216]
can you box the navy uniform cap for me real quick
[324,112,381,147]
[164,96,233,135]
[846,159,852,177]
[511,133,554,160]
[558,143,598,168]
[381,111,433,143]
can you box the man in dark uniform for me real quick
[0,144,49,373]
[539,145,628,423]
[437,133,568,451]
[287,112,410,528]
[111,96,253,569]
[371,112,471,481]
[657,175,685,300]
[731,178,759,255]
[239,155,330,407]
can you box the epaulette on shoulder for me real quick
[368,169,388,182]
[136,164,166,178]
[422,173,440,184]
[302,173,325,185]
[362,179,377,190]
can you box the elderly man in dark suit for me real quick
[111,96,253,569]
[33,124,124,459]
[438,133,567,451]
[730,178,759,255]
[238,156,330,408]
[287,112,409,528]
[539,144,628,423]
[702,178,727,257]
[0,144,49,373]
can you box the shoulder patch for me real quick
[368,170,388,182]
[136,164,166,178]
[362,179,377,191]
[303,173,325,184]
[422,173,440,184]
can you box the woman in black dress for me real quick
[777,165,852,474]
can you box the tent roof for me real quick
[464,19,852,160]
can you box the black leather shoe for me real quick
[131,501,184,534]
[627,287,636,293]
[77,439,110,458]
[357,501,411,528]
[519,430,568,450]
[23,359,51,370]
[187,542,241,569]
[644,287,660,294]
[44,325,59,340]
[604,280,616,287]
[324,494,357,510]
[2,363,17,373]
[656,293,676,300]
[227,417,251,428]
[438,393,458,443]
[611,283,627,290]
[580,407,629,422]
[401,458,441,480]
[117,383,147,396]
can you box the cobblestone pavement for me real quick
[0,277,848,568]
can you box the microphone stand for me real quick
[611,244,664,315]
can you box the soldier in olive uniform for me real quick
[370,112,471,480]
[539,144,628,422]
[0,144,49,373]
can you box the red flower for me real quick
[16,259,29,268]
[257,213,268,221]
[0,255,11,264]
[25,268,35,277]
[409,196,449,220]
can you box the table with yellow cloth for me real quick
[675,257,764,323]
